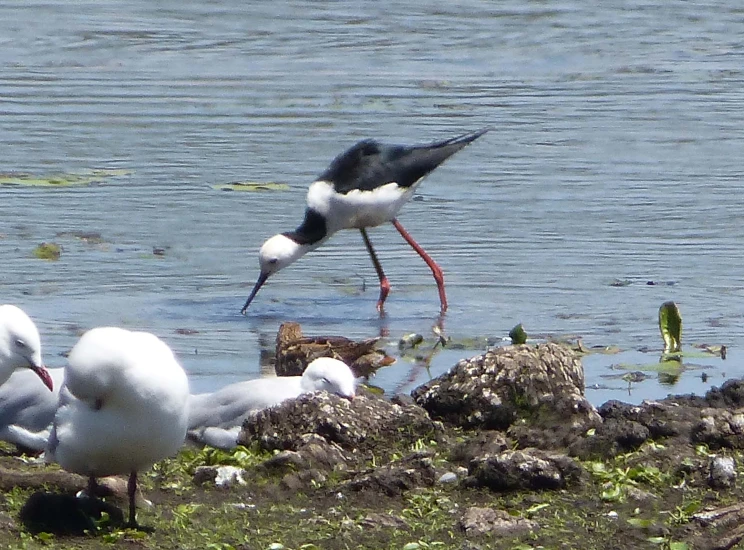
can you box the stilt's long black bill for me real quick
[241,272,269,314]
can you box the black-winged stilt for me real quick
[241,128,489,314]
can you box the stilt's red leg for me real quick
[392,218,447,312]
[360,228,391,311]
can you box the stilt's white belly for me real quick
[307,180,416,233]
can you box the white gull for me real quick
[0,304,54,390]
[47,326,190,529]
[188,357,357,449]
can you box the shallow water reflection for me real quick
[1,1,743,405]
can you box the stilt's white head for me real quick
[241,234,307,314]
[258,234,306,276]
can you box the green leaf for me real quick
[659,301,682,353]
[627,517,654,528]
[600,485,623,502]
[525,502,550,514]
[509,323,527,345]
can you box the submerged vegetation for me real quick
[0,170,130,188]
[211,181,289,192]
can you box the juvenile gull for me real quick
[188,357,356,449]
[47,327,190,529]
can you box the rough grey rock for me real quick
[568,418,650,459]
[450,432,511,464]
[708,456,737,489]
[238,391,438,453]
[467,449,584,491]
[340,451,436,496]
[261,449,307,471]
[569,399,702,459]
[704,379,744,408]
[626,486,658,502]
[458,506,538,537]
[280,469,327,491]
[692,502,744,549]
[412,343,600,431]
[692,408,744,449]
[260,434,351,473]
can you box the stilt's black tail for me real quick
[321,128,489,193]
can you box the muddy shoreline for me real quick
[1,343,742,550]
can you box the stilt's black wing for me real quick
[318,128,489,194]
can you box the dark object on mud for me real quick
[19,492,124,535]
[274,321,394,378]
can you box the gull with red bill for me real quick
[0,304,54,392]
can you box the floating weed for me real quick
[211,181,289,192]
[439,335,500,351]
[0,169,130,188]
[32,242,61,261]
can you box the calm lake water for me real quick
[1,1,743,405]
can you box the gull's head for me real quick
[0,304,53,391]
[301,357,358,400]
[241,234,305,314]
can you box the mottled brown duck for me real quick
[275,322,395,378]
